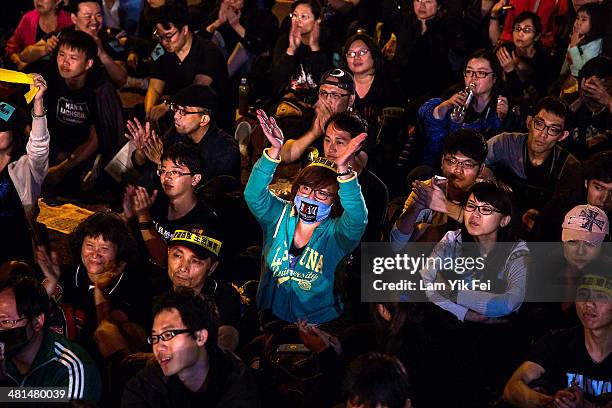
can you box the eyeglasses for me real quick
[147,329,192,345]
[318,90,350,100]
[153,29,179,43]
[443,156,479,170]
[289,12,313,21]
[463,69,494,78]
[464,202,501,216]
[298,185,334,201]
[531,117,563,136]
[167,103,209,117]
[0,317,27,330]
[157,169,196,179]
[346,48,370,59]
[513,25,536,34]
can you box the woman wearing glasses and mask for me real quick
[419,180,528,322]
[495,12,556,112]
[244,109,367,328]
[418,49,510,167]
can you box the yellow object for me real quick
[0,69,37,103]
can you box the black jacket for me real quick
[122,346,260,408]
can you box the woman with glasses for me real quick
[419,180,528,322]
[418,49,509,166]
[244,109,367,328]
[270,0,332,104]
[495,12,556,111]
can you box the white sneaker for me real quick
[235,121,252,157]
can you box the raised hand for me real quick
[310,19,321,51]
[496,47,515,73]
[122,184,136,220]
[131,186,158,220]
[496,95,509,121]
[569,26,585,48]
[29,73,47,102]
[287,20,302,55]
[583,76,611,108]
[227,7,241,27]
[35,245,61,296]
[257,109,284,158]
[44,35,59,56]
[336,132,366,170]
[142,130,163,165]
[125,118,151,150]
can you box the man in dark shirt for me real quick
[485,96,583,227]
[121,290,260,407]
[145,5,232,131]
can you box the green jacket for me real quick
[3,329,102,402]
[244,150,368,324]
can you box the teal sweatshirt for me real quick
[244,150,368,324]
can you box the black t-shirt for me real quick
[165,124,241,183]
[525,148,556,190]
[45,69,98,155]
[151,35,232,131]
[358,168,389,243]
[0,167,32,264]
[150,197,221,242]
[528,326,612,405]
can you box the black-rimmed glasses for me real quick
[464,202,501,216]
[147,329,193,345]
[0,317,27,330]
[157,169,196,179]
[167,103,209,117]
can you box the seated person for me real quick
[0,75,49,264]
[531,150,612,242]
[43,30,124,194]
[503,270,612,407]
[244,110,367,327]
[343,352,412,408]
[146,5,232,131]
[129,84,240,184]
[486,96,582,223]
[35,212,150,361]
[152,224,242,351]
[565,56,612,160]
[418,49,509,167]
[495,12,556,107]
[121,290,260,406]
[419,181,529,322]
[0,275,101,402]
[123,143,220,266]
[392,129,488,248]
[5,0,72,72]
[203,0,278,78]
[270,0,332,104]
[68,0,128,88]
[279,67,357,164]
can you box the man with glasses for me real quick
[0,275,101,402]
[122,290,259,407]
[69,0,127,88]
[130,84,240,186]
[125,143,220,266]
[392,129,488,248]
[280,68,357,164]
[485,96,582,227]
[145,5,232,132]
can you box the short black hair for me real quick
[0,275,50,320]
[324,112,368,138]
[70,0,102,15]
[151,5,190,31]
[290,0,322,19]
[343,352,411,408]
[513,11,542,36]
[69,211,138,266]
[57,30,98,61]
[578,56,612,84]
[160,142,203,176]
[532,96,569,125]
[152,289,220,349]
[584,150,612,183]
[442,128,488,163]
[577,3,607,44]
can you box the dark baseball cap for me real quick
[169,224,222,259]
[170,85,218,114]
[319,68,355,94]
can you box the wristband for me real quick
[31,107,47,118]
[139,221,153,230]
[337,165,353,177]
[489,15,499,20]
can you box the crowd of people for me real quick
[0,0,610,406]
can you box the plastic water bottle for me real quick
[238,77,250,117]
[450,83,476,124]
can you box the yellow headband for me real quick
[0,69,38,104]
[171,229,222,256]
[307,157,337,172]
[578,274,612,297]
